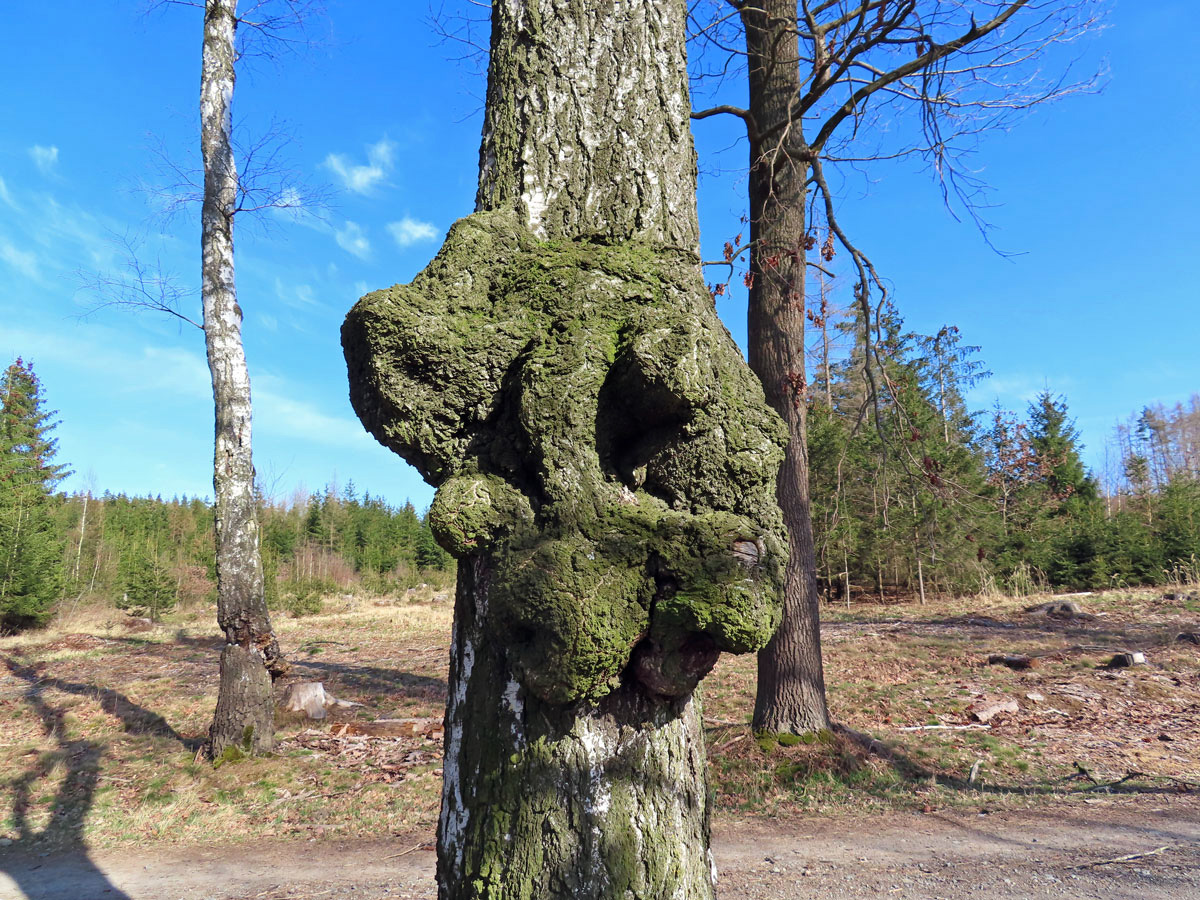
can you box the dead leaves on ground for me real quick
[281,722,443,786]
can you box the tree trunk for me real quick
[201,0,286,757]
[743,0,831,736]
[345,3,789,897]
[438,559,715,900]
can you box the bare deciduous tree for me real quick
[689,0,1103,735]
[88,0,326,757]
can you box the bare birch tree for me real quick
[197,0,286,757]
[89,0,322,756]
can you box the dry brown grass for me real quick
[1,586,1196,850]
[703,587,1200,819]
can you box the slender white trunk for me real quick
[201,0,285,756]
[73,493,88,581]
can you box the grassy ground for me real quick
[1,586,1196,851]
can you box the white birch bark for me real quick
[201,0,285,757]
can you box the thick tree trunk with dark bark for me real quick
[201,0,286,758]
[742,0,831,736]
[476,0,699,248]
[438,559,716,899]
[344,2,789,897]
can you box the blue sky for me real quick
[1,1,1196,509]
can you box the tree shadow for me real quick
[287,658,447,705]
[836,724,1196,800]
[94,634,448,707]
[0,658,136,900]
[829,611,1183,643]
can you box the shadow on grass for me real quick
[96,634,449,707]
[834,724,1196,800]
[824,614,1183,649]
[287,658,447,705]
[0,658,139,900]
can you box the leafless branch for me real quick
[78,233,202,331]
[139,118,333,231]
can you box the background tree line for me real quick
[48,485,451,624]
[0,358,450,633]
[805,304,1200,598]
[6,346,1195,638]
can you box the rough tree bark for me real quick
[343,2,788,897]
[741,0,831,736]
[201,0,287,757]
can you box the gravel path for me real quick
[2,795,1197,899]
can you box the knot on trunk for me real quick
[344,211,789,704]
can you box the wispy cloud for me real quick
[255,374,374,451]
[29,145,59,175]
[0,176,16,209]
[968,373,1077,410]
[139,346,211,399]
[335,221,371,259]
[387,216,438,248]
[273,277,323,310]
[323,138,395,195]
[1,326,209,402]
[0,238,41,281]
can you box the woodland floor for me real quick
[0,586,1197,898]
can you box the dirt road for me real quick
[2,795,1197,900]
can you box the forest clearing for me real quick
[1,585,1197,898]
[4,0,1198,897]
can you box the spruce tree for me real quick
[0,359,69,631]
[1029,391,1098,506]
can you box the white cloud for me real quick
[335,221,371,259]
[273,277,322,310]
[323,138,395,194]
[259,314,279,332]
[254,375,374,451]
[0,238,41,281]
[387,216,438,248]
[139,346,211,400]
[29,145,59,175]
[0,326,209,402]
[0,176,16,209]
[968,374,1077,409]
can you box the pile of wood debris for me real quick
[281,719,444,785]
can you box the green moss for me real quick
[344,211,789,705]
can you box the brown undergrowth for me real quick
[0,587,1195,849]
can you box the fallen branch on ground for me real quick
[898,723,992,732]
[1069,846,1170,868]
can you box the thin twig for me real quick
[898,723,991,732]
[385,842,435,860]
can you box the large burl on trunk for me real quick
[343,2,788,898]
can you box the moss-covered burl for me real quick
[344,211,787,899]
[345,210,785,704]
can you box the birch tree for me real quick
[198,0,289,757]
[344,2,787,896]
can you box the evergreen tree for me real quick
[117,540,178,621]
[0,359,69,631]
[1024,392,1103,587]
[1028,391,1098,507]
